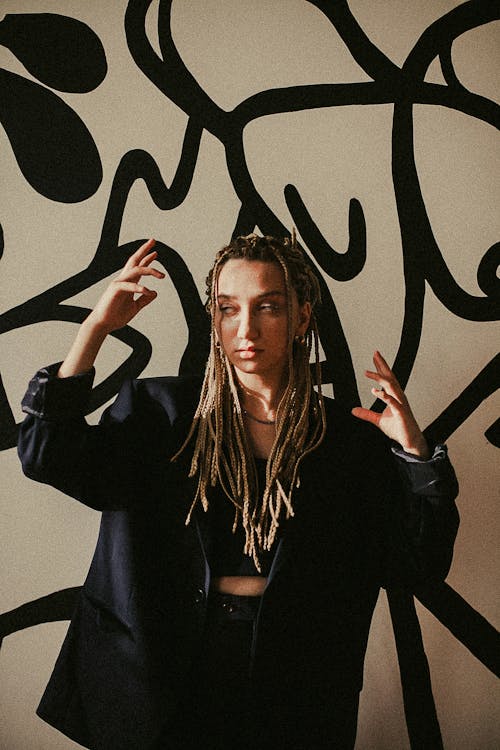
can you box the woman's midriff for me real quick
[210,576,267,596]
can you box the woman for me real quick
[18,234,459,750]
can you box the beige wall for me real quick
[1,1,499,748]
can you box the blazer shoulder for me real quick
[126,374,202,423]
[103,374,201,427]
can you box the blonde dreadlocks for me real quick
[172,231,326,570]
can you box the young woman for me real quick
[18,234,459,750]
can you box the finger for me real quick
[373,350,392,375]
[365,369,386,384]
[135,289,157,310]
[119,266,165,282]
[367,363,405,404]
[124,239,156,269]
[370,387,402,410]
[373,351,405,391]
[138,250,159,268]
[364,370,399,402]
[351,406,381,426]
[113,280,152,295]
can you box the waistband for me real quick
[207,591,262,622]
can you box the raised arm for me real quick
[350,352,459,586]
[18,240,171,510]
[351,350,429,459]
[58,238,164,377]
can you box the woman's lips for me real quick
[237,348,260,359]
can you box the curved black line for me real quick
[424,354,500,446]
[439,45,463,92]
[387,589,443,750]
[231,203,259,240]
[416,582,500,677]
[390,100,427,392]
[403,0,500,81]
[485,417,500,448]
[0,588,81,643]
[125,0,226,138]
[94,121,203,258]
[305,0,401,82]
[231,78,500,132]
[477,242,500,298]
[285,185,366,282]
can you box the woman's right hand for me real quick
[87,239,165,334]
[57,239,164,378]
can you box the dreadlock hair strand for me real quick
[171,232,327,570]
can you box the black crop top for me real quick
[207,458,283,577]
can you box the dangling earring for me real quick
[294,334,306,344]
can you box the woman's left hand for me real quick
[351,351,430,459]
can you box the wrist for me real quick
[81,313,112,340]
[57,318,108,379]
[400,435,430,460]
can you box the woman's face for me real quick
[214,258,310,384]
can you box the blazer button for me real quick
[194,587,205,604]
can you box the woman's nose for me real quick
[237,309,257,340]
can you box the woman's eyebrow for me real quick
[216,290,285,300]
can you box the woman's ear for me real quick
[295,301,311,337]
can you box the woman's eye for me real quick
[259,304,279,312]
[219,305,235,314]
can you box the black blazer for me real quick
[18,364,459,750]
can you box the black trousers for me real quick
[155,592,358,749]
[156,592,258,749]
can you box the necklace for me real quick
[243,409,276,426]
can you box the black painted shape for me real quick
[95,131,202,256]
[439,46,463,92]
[0,13,107,93]
[485,418,500,448]
[416,582,500,677]
[0,69,102,203]
[403,0,500,80]
[306,0,401,82]
[284,185,366,281]
[477,242,500,298]
[425,354,499,447]
[0,222,3,260]
[125,0,226,139]
[390,100,431,397]
[395,70,499,367]
[233,81,400,126]
[0,588,81,646]
[231,203,258,240]
[387,589,444,750]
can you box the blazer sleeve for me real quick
[17,363,177,511]
[376,439,460,588]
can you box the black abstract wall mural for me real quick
[0,0,498,746]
